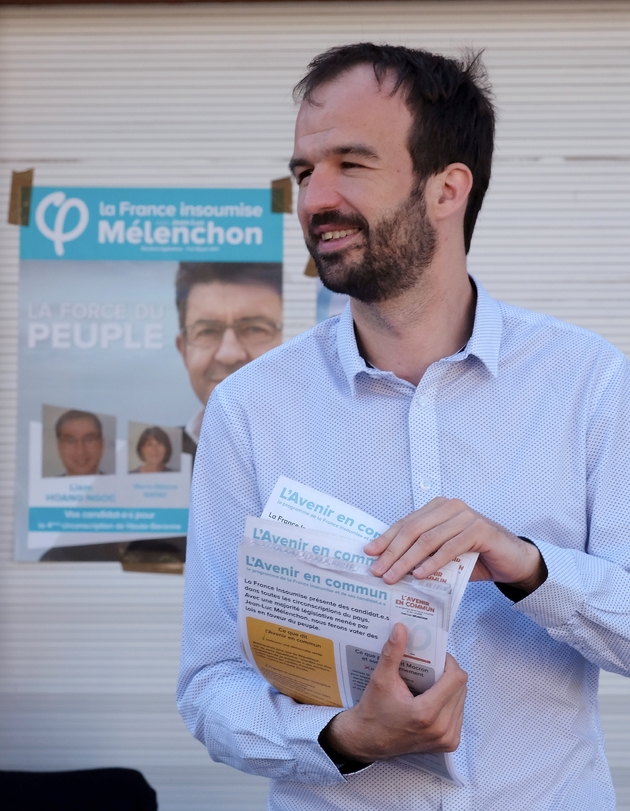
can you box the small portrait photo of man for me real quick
[42,404,116,478]
[175,262,283,454]
[128,422,182,474]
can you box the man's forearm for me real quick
[512,538,630,676]
[178,658,346,783]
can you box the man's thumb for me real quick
[376,623,407,674]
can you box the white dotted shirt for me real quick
[177,278,630,811]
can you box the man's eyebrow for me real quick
[289,144,380,174]
[288,156,307,174]
[333,144,380,161]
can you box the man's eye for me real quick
[241,325,272,338]
[195,326,222,339]
[296,170,312,185]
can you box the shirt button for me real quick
[419,478,432,491]
[418,395,429,407]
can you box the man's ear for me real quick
[427,163,473,221]
[176,332,187,363]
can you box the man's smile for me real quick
[320,227,360,242]
[311,221,365,253]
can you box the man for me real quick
[178,44,630,810]
[175,262,283,452]
[55,409,105,476]
[137,261,283,564]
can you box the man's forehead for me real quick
[294,65,410,151]
[60,418,98,435]
[186,281,281,318]
[301,63,398,108]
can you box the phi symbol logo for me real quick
[35,191,89,256]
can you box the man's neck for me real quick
[350,260,475,387]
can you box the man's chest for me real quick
[249,371,588,553]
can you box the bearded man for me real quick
[178,43,630,811]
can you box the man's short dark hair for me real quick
[55,409,103,439]
[175,262,283,330]
[294,43,495,254]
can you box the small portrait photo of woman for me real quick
[128,422,182,474]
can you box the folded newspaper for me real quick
[237,477,477,786]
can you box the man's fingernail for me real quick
[390,624,400,643]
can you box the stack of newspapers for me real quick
[238,477,477,785]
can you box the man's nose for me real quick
[214,327,249,365]
[299,166,344,217]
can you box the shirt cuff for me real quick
[318,715,375,776]
[288,704,351,783]
[495,536,547,603]
[508,538,585,630]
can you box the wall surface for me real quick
[0,2,629,809]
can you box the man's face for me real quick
[176,281,283,406]
[57,417,104,476]
[291,65,437,303]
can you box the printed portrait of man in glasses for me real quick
[175,261,283,456]
[54,409,106,477]
[40,262,282,563]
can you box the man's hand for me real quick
[364,497,547,592]
[321,624,467,763]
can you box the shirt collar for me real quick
[185,407,205,445]
[336,275,503,395]
[460,277,502,378]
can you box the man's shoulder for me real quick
[498,298,626,364]
[216,317,342,401]
[495,298,628,400]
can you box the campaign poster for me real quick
[15,187,283,562]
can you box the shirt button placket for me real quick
[409,373,442,510]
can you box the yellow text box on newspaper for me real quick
[246,617,342,707]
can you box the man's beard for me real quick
[305,185,437,304]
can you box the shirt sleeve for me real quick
[176,390,346,784]
[514,357,630,677]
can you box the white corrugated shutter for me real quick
[0,3,628,809]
